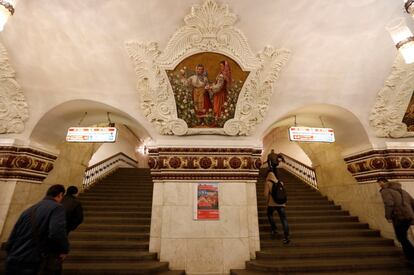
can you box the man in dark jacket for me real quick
[5,184,69,275]
[378,178,414,261]
[61,186,84,234]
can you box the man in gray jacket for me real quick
[378,178,414,261]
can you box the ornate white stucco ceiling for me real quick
[0,0,410,151]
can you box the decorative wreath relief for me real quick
[0,43,29,134]
[369,54,414,138]
[126,0,289,136]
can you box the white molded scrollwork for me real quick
[369,54,414,138]
[125,42,185,135]
[0,43,29,134]
[225,46,290,136]
[157,0,258,70]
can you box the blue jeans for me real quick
[267,206,289,238]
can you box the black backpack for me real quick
[270,180,287,204]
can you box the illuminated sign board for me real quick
[66,127,117,143]
[289,127,335,143]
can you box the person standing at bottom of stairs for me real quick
[378,177,414,262]
[264,170,290,244]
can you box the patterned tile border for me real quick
[148,147,262,180]
[345,149,414,182]
[0,146,57,182]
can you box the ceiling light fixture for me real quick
[405,0,414,15]
[386,17,414,64]
[0,0,14,31]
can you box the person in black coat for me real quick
[5,184,69,275]
[61,186,84,234]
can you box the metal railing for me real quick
[278,153,318,189]
[83,152,138,189]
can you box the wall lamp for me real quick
[0,0,14,31]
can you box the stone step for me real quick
[77,223,150,233]
[258,215,358,223]
[81,191,153,197]
[63,261,172,274]
[231,267,414,275]
[80,196,153,202]
[257,205,341,211]
[70,240,149,251]
[81,200,152,206]
[256,196,328,202]
[259,221,370,231]
[260,229,380,240]
[86,186,153,191]
[256,246,403,260]
[82,216,151,225]
[259,236,394,249]
[66,251,157,263]
[70,231,149,241]
[82,205,152,212]
[258,209,349,216]
[84,211,151,218]
[257,200,335,206]
[244,257,411,273]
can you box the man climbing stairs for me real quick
[231,169,414,274]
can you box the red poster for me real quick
[195,183,219,220]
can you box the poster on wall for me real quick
[194,183,219,220]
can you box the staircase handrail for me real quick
[83,152,138,189]
[279,153,318,189]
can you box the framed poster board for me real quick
[193,183,219,220]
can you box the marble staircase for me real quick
[60,167,184,274]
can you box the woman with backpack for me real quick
[264,170,290,244]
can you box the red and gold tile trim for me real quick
[148,147,262,180]
[0,146,56,182]
[344,149,414,182]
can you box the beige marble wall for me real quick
[298,142,395,240]
[149,181,259,274]
[0,181,16,239]
[44,142,101,189]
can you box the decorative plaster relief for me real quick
[0,43,29,134]
[345,149,414,182]
[126,0,289,136]
[369,55,414,138]
[0,146,57,182]
[148,147,262,181]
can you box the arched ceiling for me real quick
[0,0,410,151]
[30,100,151,149]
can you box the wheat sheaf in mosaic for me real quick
[345,149,414,182]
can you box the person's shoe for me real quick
[271,230,277,239]
[282,237,290,244]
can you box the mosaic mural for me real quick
[402,92,414,131]
[167,52,249,128]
